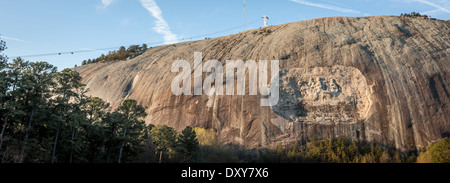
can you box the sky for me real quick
[1,0,449,70]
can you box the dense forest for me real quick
[1,38,448,163]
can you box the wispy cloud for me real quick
[98,0,116,10]
[80,48,109,54]
[409,0,450,13]
[139,0,178,44]
[422,8,441,15]
[0,36,28,43]
[290,0,361,14]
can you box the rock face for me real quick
[75,16,450,152]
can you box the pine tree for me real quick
[101,111,123,162]
[142,44,148,50]
[117,99,147,163]
[0,37,9,152]
[0,58,29,160]
[150,125,177,163]
[50,69,84,163]
[116,99,147,163]
[82,97,110,162]
[176,126,199,162]
[18,61,56,162]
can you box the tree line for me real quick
[81,44,148,66]
[0,55,200,163]
[0,56,141,162]
[0,39,199,163]
[400,12,431,19]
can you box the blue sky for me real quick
[1,0,449,70]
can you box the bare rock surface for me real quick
[75,16,450,151]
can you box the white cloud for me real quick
[139,0,178,44]
[80,48,109,54]
[98,0,116,9]
[422,8,442,15]
[409,0,450,13]
[0,36,27,43]
[290,0,361,14]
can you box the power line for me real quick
[11,20,260,59]
[12,46,123,58]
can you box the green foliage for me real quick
[194,127,243,163]
[81,44,148,66]
[150,125,176,152]
[175,126,199,162]
[0,53,201,163]
[84,97,109,123]
[194,127,220,146]
[0,41,153,163]
[258,137,416,163]
[0,37,7,100]
[150,124,177,162]
[295,137,408,163]
[417,137,450,163]
[116,99,147,163]
[401,12,430,19]
[117,99,147,120]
